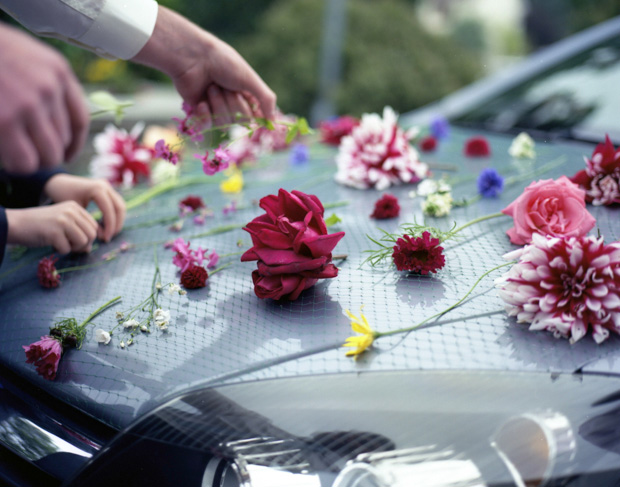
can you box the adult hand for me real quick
[6,201,98,254]
[133,6,276,126]
[43,174,126,242]
[0,24,89,174]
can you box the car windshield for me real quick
[452,36,620,142]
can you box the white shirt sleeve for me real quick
[0,0,159,60]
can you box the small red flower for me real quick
[571,134,620,206]
[464,136,491,157]
[371,194,400,219]
[392,231,445,274]
[319,116,360,145]
[38,257,61,288]
[180,264,208,289]
[23,336,63,380]
[420,136,438,152]
[179,195,205,211]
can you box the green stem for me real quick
[450,212,506,237]
[376,261,514,338]
[324,200,350,210]
[209,262,233,276]
[78,296,121,329]
[57,260,108,274]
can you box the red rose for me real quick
[241,189,345,300]
[179,195,205,211]
[420,136,437,152]
[464,136,491,157]
[571,135,620,206]
[181,265,208,289]
[23,336,63,380]
[371,194,400,219]
[319,116,359,146]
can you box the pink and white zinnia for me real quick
[335,106,428,190]
[496,233,620,344]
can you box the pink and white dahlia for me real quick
[335,107,428,190]
[496,233,620,344]
[571,135,620,206]
[90,123,153,188]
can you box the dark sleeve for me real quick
[0,167,66,209]
[0,206,6,266]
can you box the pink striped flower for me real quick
[496,233,620,344]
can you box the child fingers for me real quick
[91,188,118,242]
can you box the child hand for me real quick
[44,174,126,242]
[6,201,98,254]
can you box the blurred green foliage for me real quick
[235,0,482,118]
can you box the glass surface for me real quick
[453,37,620,140]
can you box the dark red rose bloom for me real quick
[464,136,491,157]
[38,256,61,288]
[392,231,445,274]
[420,135,438,152]
[23,335,63,380]
[319,116,360,146]
[371,194,400,219]
[571,134,620,206]
[241,189,345,300]
[179,195,205,211]
[180,264,208,289]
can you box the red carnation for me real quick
[371,194,400,219]
[392,231,445,274]
[464,136,491,157]
[23,336,63,380]
[319,116,359,146]
[179,195,205,211]
[571,134,620,206]
[241,189,345,301]
[420,136,438,152]
[38,256,61,288]
[180,264,208,289]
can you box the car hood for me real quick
[0,128,618,430]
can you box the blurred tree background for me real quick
[1,0,620,120]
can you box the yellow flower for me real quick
[343,308,375,359]
[84,58,126,83]
[220,168,244,194]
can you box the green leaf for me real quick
[89,90,133,123]
[285,126,299,145]
[297,117,311,135]
[324,213,342,227]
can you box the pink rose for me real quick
[502,176,596,245]
[23,336,63,380]
[241,189,345,300]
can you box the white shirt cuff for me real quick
[78,0,158,60]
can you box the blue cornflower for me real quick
[430,115,450,140]
[477,168,504,198]
[290,143,309,165]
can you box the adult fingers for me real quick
[0,125,38,174]
[63,73,89,162]
[194,101,213,130]
[26,105,64,168]
[207,85,232,125]
[242,72,277,120]
[223,89,253,123]
[50,89,71,150]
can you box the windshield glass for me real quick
[452,36,620,141]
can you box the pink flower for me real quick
[371,194,400,219]
[571,135,620,206]
[38,256,61,288]
[464,136,491,157]
[241,189,345,301]
[207,251,219,269]
[171,238,208,272]
[223,201,237,215]
[319,116,359,145]
[172,102,209,142]
[497,233,620,344]
[392,231,445,274]
[23,336,63,380]
[154,139,180,165]
[335,107,428,190]
[196,146,231,176]
[89,123,152,187]
[502,176,596,245]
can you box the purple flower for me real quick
[290,143,309,165]
[477,168,504,198]
[430,115,450,140]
